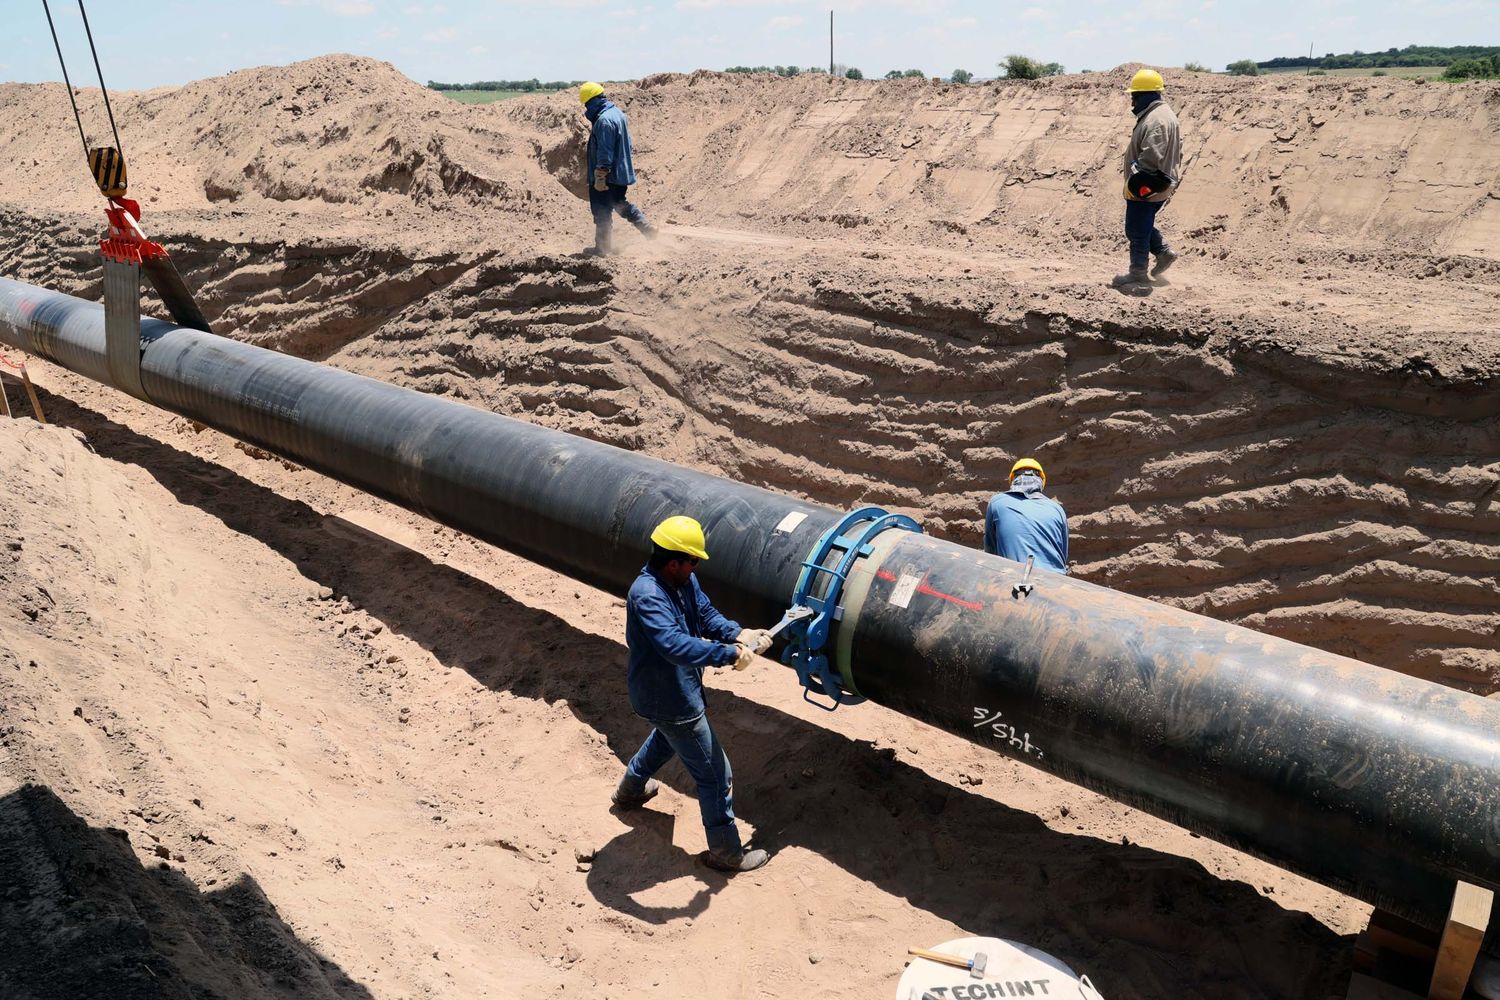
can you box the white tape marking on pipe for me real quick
[774,511,808,534]
[889,573,921,609]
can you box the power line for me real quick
[41,0,90,158]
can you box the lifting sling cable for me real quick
[42,0,126,194]
[78,0,124,156]
[40,0,91,158]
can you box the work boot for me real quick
[1110,268,1150,288]
[638,222,659,240]
[703,847,770,873]
[1151,248,1179,277]
[611,777,660,810]
[581,243,614,258]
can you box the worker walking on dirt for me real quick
[1112,69,1182,289]
[579,82,657,256]
[612,515,774,873]
[984,458,1069,574]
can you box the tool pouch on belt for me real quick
[1127,167,1174,199]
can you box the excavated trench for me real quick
[4,208,1496,693]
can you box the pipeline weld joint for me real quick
[781,505,921,711]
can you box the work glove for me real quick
[737,629,773,655]
[732,643,757,671]
[593,168,609,192]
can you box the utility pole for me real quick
[829,10,834,76]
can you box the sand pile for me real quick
[497,68,1500,260]
[0,55,565,222]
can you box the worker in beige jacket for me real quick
[1113,68,1183,288]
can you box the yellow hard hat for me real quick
[1010,457,1046,485]
[1128,68,1165,93]
[579,81,605,105]
[650,515,710,561]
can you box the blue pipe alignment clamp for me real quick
[779,506,922,710]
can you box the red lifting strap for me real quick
[100,197,168,265]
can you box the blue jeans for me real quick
[1124,199,1170,272]
[623,712,740,855]
[589,183,649,249]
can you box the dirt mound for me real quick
[498,69,1500,261]
[0,55,563,222]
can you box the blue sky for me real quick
[8,0,1495,90]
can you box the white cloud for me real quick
[275,0,376,13]
[675,0,798,8]
[468,44,489,54]
[422,26,459,41]
[1020,6,1050,19]
[769,14,804,28]
[944,15,976,27]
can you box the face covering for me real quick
[1011,472,1044,496]
[1132,91,1160,116]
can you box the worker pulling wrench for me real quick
[611,516,774,873]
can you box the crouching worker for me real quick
[984,458,1069,574]
[612,515,774,873]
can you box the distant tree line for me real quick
[1443,54,1500,79]
[725,65,873,79]
[726,65,820,76]
[1255,45,1500,71]
[428,79,581,92]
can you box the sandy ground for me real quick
[1,56,1497,998]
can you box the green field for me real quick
[440,89,535,104]
[1262,65,1449,78]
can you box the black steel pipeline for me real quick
[2,274,1497,929]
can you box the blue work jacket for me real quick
[625,565,741,724]
[983,490,1070,574]
[585,98,637,187]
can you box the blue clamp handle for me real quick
[780,506,921,711]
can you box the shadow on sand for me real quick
[0,783,372,1000]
